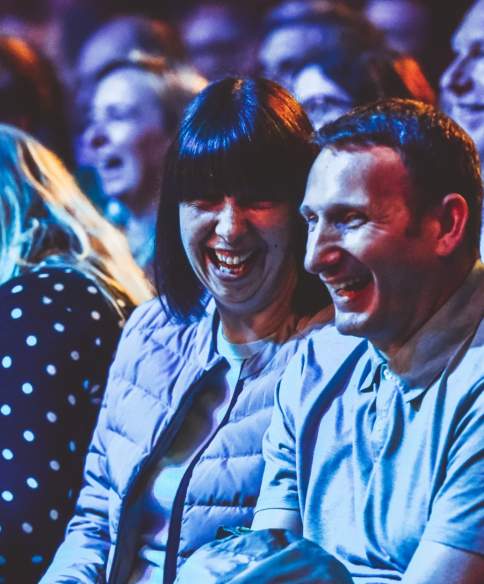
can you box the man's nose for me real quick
[441,55,473,96]
[305,227,343,276]
[214,199,247,243]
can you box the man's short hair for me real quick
[316,98,483,254]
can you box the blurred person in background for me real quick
[441,0,484,170]
[80,55,206,275]
[293,48,435,130]
[257,0,385,93]
[72,15,186,161]
[74,15,185,90]
[364,0,476,87]
[177,1,261,81]
[441,0,484,258]
[364,0,431,59]
[0,125,152,582]
[0,35,73,167]
[41,76,330,584]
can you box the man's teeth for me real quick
[214,251,252,266]
[334,277,365,293]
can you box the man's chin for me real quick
[334,312,370,339]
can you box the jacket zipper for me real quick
[107,361,224,584]
[163,377,245,584]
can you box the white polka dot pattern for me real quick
[0,266,131,580]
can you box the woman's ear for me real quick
[434,193,469,257]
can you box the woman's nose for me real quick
[214,199,247,243]
[84,122,108,151]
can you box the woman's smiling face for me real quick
[179,195,296,316]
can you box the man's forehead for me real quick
[309,146,405,185]
[304,145,408,207]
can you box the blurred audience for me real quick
[0,124,151,582]
[258,0,385,93]
[177,1,261,80]
[441,0,484,258]
[364,0,431,58]
[80,54,206,274]
[75,15,185,88]
[72,15,186,142]
[441,0,484,170]
[294,48,435,129]
[0,35,73,166]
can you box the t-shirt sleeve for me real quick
[421,383,484,556]
[255,350,303,515]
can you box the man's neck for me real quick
[377,255,477,359]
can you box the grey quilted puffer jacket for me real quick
[41,298,330,584]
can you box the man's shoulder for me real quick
[278,324,369,410]
[447,313,484,394]
[307,323,365,354]
[296,323,367,374]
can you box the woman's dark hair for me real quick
[155,76,329,321]
[0,35,73,167]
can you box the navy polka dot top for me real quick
[0,266,132,583]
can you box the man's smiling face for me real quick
[301,146,442,353]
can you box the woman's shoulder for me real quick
[0,266,124,329]
[1,266,102,295]
[117,295,214,362]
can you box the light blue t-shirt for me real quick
[256,262,484,583]
[128,325,272,583]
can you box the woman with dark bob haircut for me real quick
[43,77,331,584]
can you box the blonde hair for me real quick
[0,124,152,311]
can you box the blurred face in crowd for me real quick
[365,0,430,57]
[82,68,169,216]
[179,195,295,318]
[302,146,446,355]
[293,64,354,129]
[440,0,484,166]
[258,23,327,92]
[180,4,252,80]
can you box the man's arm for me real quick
[252,349,306,532]
[402,381,484,584]
[402,541,484,584]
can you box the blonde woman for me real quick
[0,125,152,582]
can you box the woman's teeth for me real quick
[214,251,252,266]
[211,250,253,274]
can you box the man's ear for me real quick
[434,193,469,257]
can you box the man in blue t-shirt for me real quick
[253,99,484,583]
